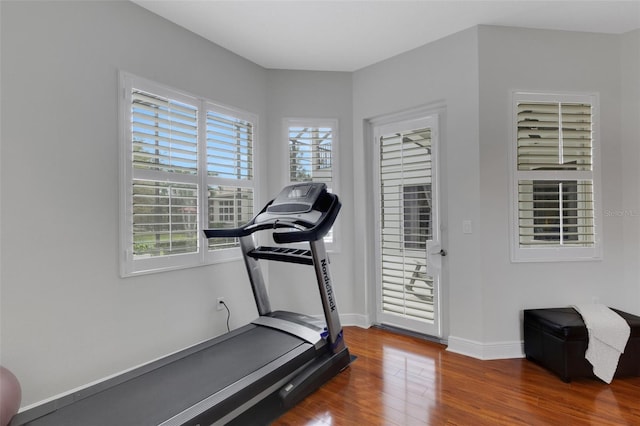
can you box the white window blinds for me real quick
[132,90,198,174]
[288,125,333,184]
[517,102,592,172]
[511,92,601,262]
[285,119,339,247]
[120,73,257,276]
[132,180,199,256]
[379,128,434,322]
[131,90,199,258]
[206,111,253,180]
[205,109,255,251]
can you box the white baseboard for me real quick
[309,313,371,329]
[339,317,525,360]
[340,313,371,328]
[446,336,525,360]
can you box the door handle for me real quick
[428,248,446,256]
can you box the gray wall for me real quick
[477,26,638,345]
[352,27,483,344]
[620,29,640,309]
[1,0,270,406]
[263,70,357,321]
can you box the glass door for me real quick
[374,115,442,337]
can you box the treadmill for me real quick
[13,183,351,426]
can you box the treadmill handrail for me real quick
[274,194,339,243]
[203,190,340,243]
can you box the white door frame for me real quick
[370,111,444,338]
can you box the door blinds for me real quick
[379,128,434,322]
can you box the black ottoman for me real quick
[523,307,640,382]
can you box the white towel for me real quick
[573,304,630,383]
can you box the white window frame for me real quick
[509,91,602,262]
[283,118,340,251]
[119,72,258,276]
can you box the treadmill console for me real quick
[266,183,325,214]
[205,182,339,243]
[254,183,328,229]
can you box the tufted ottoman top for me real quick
[524,307,640,341]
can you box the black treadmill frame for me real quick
[13,183,350,426]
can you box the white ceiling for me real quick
[132,0,640,72]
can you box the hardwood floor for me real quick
[274,326,640,425]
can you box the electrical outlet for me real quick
[216,297,225,311]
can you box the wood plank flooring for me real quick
[274,326,640,425]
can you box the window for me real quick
[120,73,256,276]
[530,180,582,242]
[285,118,339,247]
[403,184,432,250]
[511,92,601,262]
[218,200,235,222]
[287,119,336,185]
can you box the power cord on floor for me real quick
[220,300,231,332]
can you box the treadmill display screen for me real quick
[287,184,312,199]
[266,183,326,215]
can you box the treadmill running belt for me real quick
[28,326,314,426]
